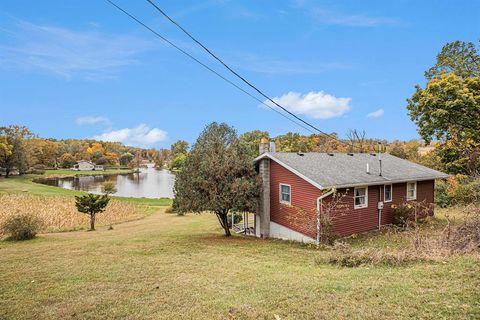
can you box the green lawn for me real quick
[0,174,172,207]
[0,175,478,318]
[0,208,479,319]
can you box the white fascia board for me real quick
[326,176,449,189]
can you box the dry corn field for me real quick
[0,194,147,236]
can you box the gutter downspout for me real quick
[316,188,335,246]
[378,185,382,230]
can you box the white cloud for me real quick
[366,108,384,118]
[263,91,351,119]
[313,9,400,27]
[92,124,168,147]
[0,21,152,80]
[291,2,401,27]
[235,53,349,75]
[76,116,110,125]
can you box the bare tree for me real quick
[346,129,367,153]
[284,190,350,245]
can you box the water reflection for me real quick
[37,165,175,199]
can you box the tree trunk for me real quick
[90,213,96,231]
[216,211,231,236]
[5,167,9,178]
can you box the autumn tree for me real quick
[275,132,314,153]
[104,152,119,167]
[25,139,59,169]
[425,40,480,80]
[239,130,270,158]
[407,73,480,174]
[119,152,134,166]
[0,125,34,177]
[0,137,13,168]
[173,122,261,236]
[388,140,407,159]
[60,153,76,168]
[169,153,186,171]
[170,140,188,157]
[169,140,189,171]
[154,148,169,169]
[408,41,480,175]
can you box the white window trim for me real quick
[406,181,417,201]
[384,184,393,203]
[279,183,292,205]
[354,186,368,209]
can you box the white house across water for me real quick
[72,160,104,171]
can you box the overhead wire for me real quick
[107,0,366,150]
[106,0,317,135]
[144,0,360,150]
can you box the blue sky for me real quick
[1,0,479,148]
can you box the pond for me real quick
[37,164,175,199]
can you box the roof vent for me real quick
[366,163,370,174]
[347,153,354,156]
[370,153,376,156]
[327,153,334,156]
[297,152,304,156]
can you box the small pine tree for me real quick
[75,194,110,231]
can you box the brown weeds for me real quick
[0,194,146,236]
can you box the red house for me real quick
[253,140,448,243]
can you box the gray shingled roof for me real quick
[255,152,448,189]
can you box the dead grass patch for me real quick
[0,194,147,236]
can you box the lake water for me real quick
[37,165,175,199]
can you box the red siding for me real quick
[269,159,436,238]
[324,186,380,236]
[381,180,435,224]
[270,161,320,238]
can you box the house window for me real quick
[407,182,417,200]
[384,184,392,202]
[354,186,368,209]
[279,184,291,205]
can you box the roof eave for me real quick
[254,152,324,190]
[324,175,449,189]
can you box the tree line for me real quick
[0,125,176,177]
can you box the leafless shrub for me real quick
[284,190,349,245]
[1,214,42,240]
[440,204,480,254]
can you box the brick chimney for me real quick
[258,137,270,238]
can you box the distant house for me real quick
[253,140,448,243]
[72,160,104,171]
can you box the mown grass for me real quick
[44,168,132,177]
[0,208,479,319]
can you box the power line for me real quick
[144,0,358,149]
[106,0,317,135]
[106,0,361,150]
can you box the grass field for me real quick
[0,207,479,319]
[1,175,478,319]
